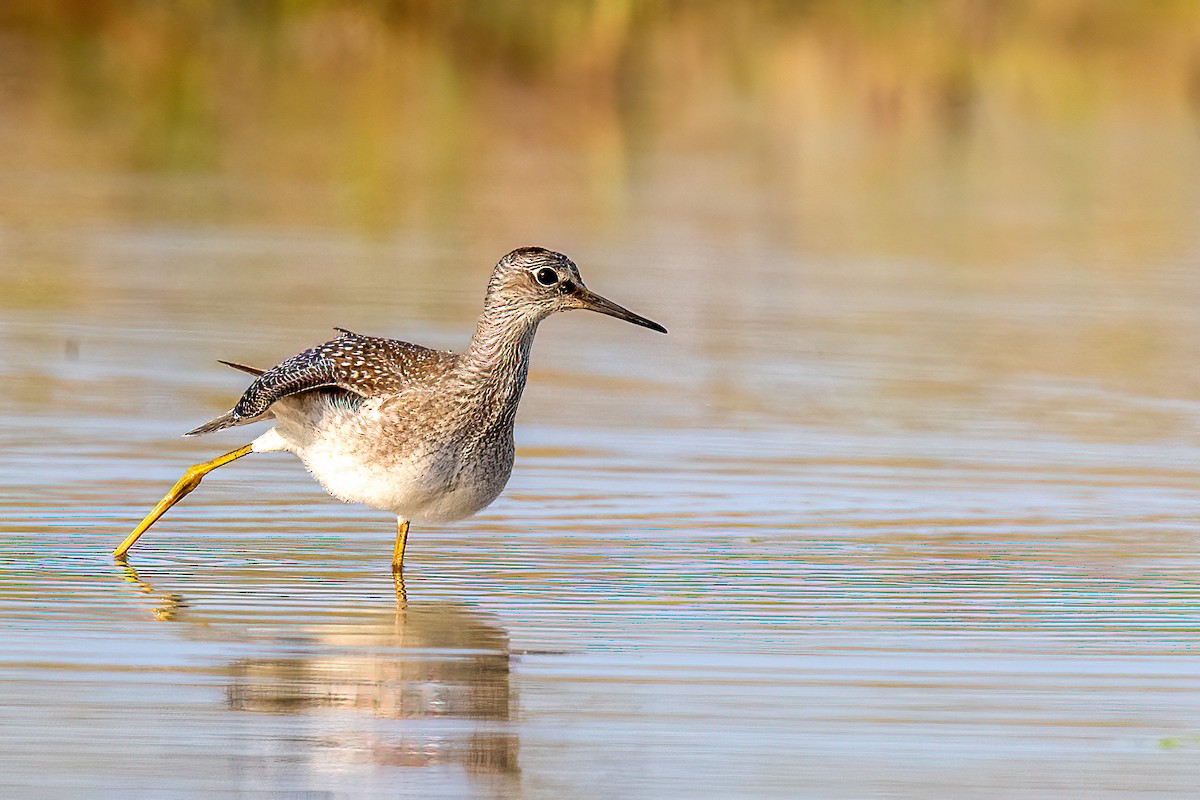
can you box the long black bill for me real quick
[577,288,667,333]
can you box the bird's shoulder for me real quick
[320,327,457,394]
[227,328,456,422]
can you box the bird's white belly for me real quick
[255,403,512,523]
[303,440,506,523]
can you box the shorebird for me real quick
[115,247,666,573]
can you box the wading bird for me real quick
[115,248,666,573]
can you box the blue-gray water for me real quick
[5,224,1200,798]
[5,6,1200,796]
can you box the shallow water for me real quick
[6,227,1200,799]
[5,6,1200,798]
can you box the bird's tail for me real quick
[184,360,271,436]
[184,411,240,437]
[218,360,265,376]
[184,410,274,437]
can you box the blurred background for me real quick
[4,2,1200,798]
[4,0,1200,436]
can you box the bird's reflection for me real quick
[116,561,519,782]
[117,558,187,621]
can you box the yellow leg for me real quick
[392,518,410,574]
[114,444,253,559]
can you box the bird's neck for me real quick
[457,304,541,421]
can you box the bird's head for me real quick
[486,247,667,333]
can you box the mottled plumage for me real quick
[185,329,454,436]
[116,247,666,572]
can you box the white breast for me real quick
[255,401,513,523]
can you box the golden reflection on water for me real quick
[117,559,188,622]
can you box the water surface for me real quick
[4,5,1200,798]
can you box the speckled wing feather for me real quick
[185,329,452,436]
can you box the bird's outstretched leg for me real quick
[392,518,410,574]
[114,444,254,559]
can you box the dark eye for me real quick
[535,267,558,286]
